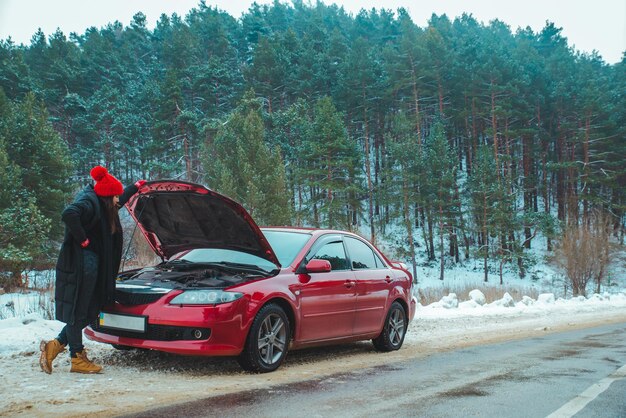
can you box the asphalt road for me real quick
[123,322,626,418]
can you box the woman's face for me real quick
[113,195,120,207]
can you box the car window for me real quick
[345,237,378,270]
[262,230,311,266]
[313,241,349,271]
[373,252,386,268]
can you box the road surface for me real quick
[124,322,626,418]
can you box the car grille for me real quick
[115,290,168,306]
[91,322,211,341]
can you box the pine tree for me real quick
[0,91,73,236]
[268,99,314,225]
[299,96,362,230]
[202,90,291,225]
[0,39,32,99]
[244,35,286,113]
[0,3,623,276]
[468,145,499,282]
[387,112,420,281]
[0,91,69,287]
[424,121,457,280]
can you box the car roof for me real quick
[260,226,316,233]
[260,226,370,240]
[260,227,394,269]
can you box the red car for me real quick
[85,181,416,372]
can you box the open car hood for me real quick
[125,181,280,266]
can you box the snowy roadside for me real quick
[1,292,625,417]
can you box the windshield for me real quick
[173,231,310,270]
[262,230,311,266]
[177,249,278,272]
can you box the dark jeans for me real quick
[56,250,100,357]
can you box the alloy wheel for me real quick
[257,313,287,365]
[389,307,406,346]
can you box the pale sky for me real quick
[0,0,624,64]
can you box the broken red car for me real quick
[85,181,415,372]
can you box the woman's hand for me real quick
[80,239,90,248]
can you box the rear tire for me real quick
[373,301,407,352]
[237,303,290,373]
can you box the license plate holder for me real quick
[99,312,147,333]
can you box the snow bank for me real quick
[459,300,479,309]
[0,312,62,355]
[419,289,626,319]
[428,293,459,309]
[487,292,515,308]
[518,296,535,306]
[468,289,486,306]
[537,293,555,304]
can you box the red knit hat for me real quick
[90,166,123,197]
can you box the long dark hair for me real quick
[100,196,120,234]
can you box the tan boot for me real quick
[70,350,103,374]
[39,339,66,374]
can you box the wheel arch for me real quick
[261,297,296,338]
[392,297,409,319]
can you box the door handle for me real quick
[344,280,355,288]
[385,276,393,283]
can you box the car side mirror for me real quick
[305,259,332,273]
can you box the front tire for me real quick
[373,301,407,352]
[237,303,290,373]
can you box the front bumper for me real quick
[85,326,242,356]
[84,297,250,356]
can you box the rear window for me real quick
[345,236,382,270]
[263,230,311,266]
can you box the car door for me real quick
[297,236,357,342]
[344,236,392,336]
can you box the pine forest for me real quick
[0,1,624,289]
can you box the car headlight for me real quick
[169,290,244,305]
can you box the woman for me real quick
[40,166,145,374]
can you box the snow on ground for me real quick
[2,288,625,358]
[1,248,625,417]
[1,288,626,417]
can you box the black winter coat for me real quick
[55,184,137,324]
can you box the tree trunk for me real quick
[419,206,430,257]
[464,94,472,175]
[556,129,566,222]
[427,209,435,261]
[540,103,552,250]
[363,88,375,244]
[438,77,444,116]
[410,61,422,146]
[523,130,532,249]
[183,134,192,181]
[568,141,579,224]
[403,176,418,284]
[484,248,488,283]
[491,83,499,179]
[326,150,333,227]
[439,204,444,281]
[483,192,489,282]
[471,97,478,176]
[582,113,590,220]
[504,116,511,179]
